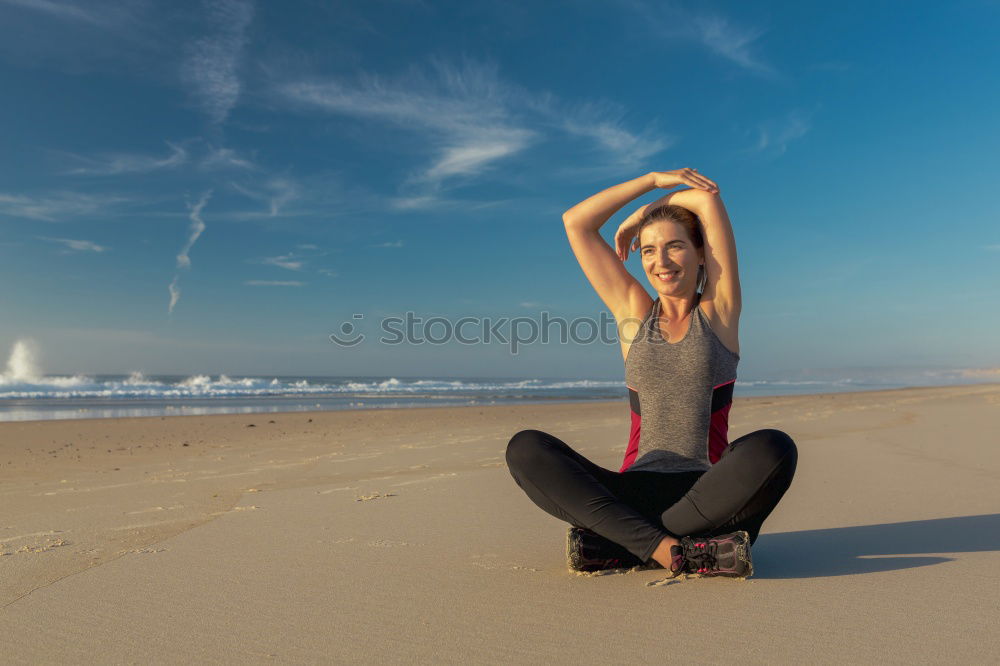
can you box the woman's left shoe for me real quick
[668,531,753,579]
[566,527,662,572]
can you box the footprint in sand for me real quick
[471,556,542,573]
[356,491,395,500]
[125,505,185,515]
[7,538,72,555]
[390,472,458,488]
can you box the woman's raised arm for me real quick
[561,173,657,321]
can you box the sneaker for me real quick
[668,531,753,579]
[566,527,660,572]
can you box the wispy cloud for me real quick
[694,14,775,78]
[0,191,128,221]
[168,276,181,314]
[389,195,441,211]
[245,280,304,287]
[371,240,403,248]
[619,0,778,79]
[230,176,299,216]
[749,109,812,156]
[37,236,108,252]
[201,146,256,170]
[280,57,668,204]
[984,244,1000,251]
[281,59,535,196]
[177,191,211,269]
[168,191,212,314]
[534,98,669,172]
[256,244,331,272]
[0,0,107,26]
[182,0,255,124]
[262,254,303,270]
[59,141,257,175]
[63,142,187,176]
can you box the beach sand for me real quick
[2,384,998,663]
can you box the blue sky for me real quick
[0,0,998,380]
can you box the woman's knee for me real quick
[505,429,550,472]
[735,428,798,470]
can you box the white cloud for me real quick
[176,191,211,269]
[37,236,108,252]
[168,276,181,315]
[262,254,303,271]
[619,0,778,79]
[0,0,106,25]
[280,57,669,199]
[201,146,256,170]
[389,195,442,211]
[420,131,530,182]
[694,14,776,78]
[751,110,812,156]
[182,0,255,124]
[230,176,299,216]
[984,244,1000,251]
[280,59,536,191]
[371,240,403,248]
[63,142,188,176]
[541,98,670,169]
[245,280,305,287]
[168,191,211,315]
[0,191,128,221]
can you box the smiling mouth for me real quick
[655,271,679,282]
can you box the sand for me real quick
[2,384,999,663]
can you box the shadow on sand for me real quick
[752,513,1000,579]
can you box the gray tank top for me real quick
[621,294,740,474]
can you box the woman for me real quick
[505,168,798,578]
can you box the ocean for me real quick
[0,370,996,422]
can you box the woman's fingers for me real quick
[686,168,718,192]
[684,171,716,191]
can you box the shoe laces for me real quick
[684,540,719,574]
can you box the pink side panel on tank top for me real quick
[619,410,641,473]
[708,402,732,464]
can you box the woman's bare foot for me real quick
[651,535,681,569]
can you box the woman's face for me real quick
[639,220,703,297]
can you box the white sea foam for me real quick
[0,366,626,399]
[0,340,994,405]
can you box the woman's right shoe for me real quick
[668,531,753,579]
[566,527,656,572]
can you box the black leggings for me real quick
[505,428,798,563]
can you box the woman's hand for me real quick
[614,206,647,261]
[650,168,719,194]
